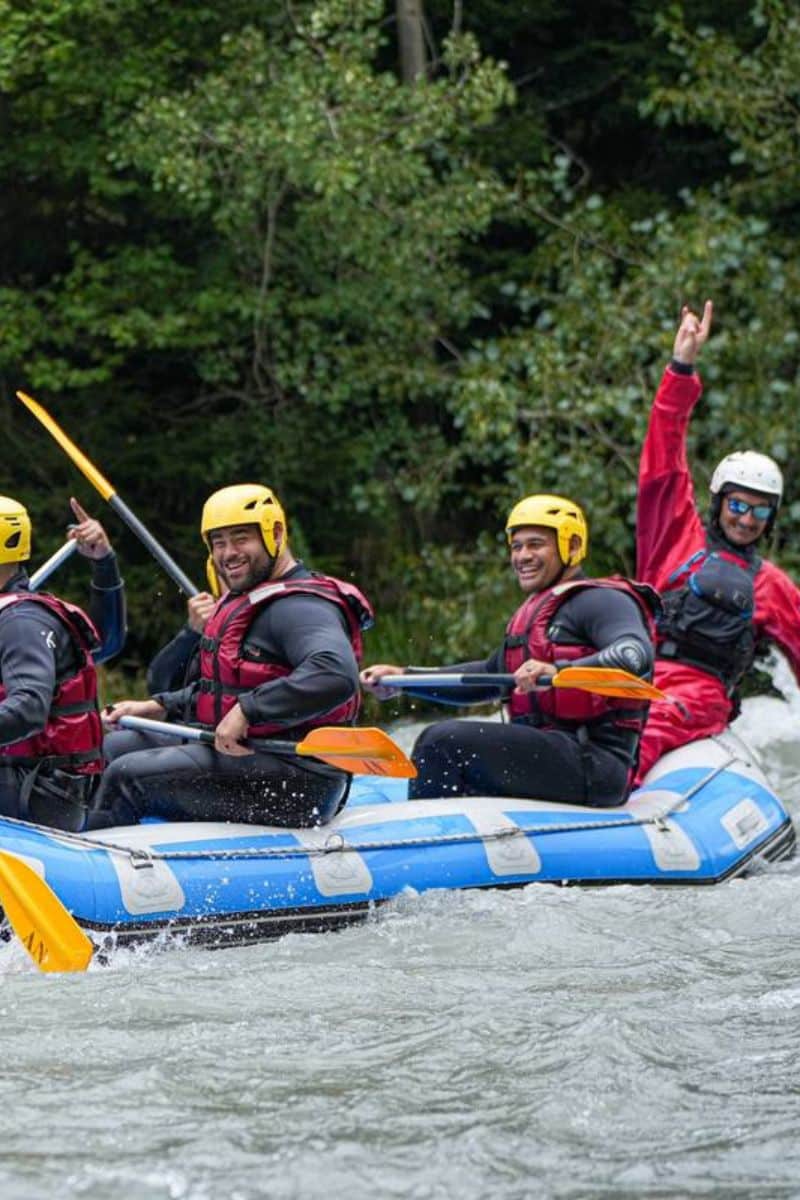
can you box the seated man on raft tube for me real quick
[0,495,126,831]
[634,300,800,783]
[361,495,658,808]
[94,484,374,828]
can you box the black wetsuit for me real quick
[0,555,126,823]
[146,624,200,696]
[92,564,361,828]
[409,586,654,808]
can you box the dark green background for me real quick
[1,0,797,704]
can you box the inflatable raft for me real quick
[0,729,794,951]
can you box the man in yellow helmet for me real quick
[362,495,657,807]
[0,495,126,830]
[95,483,373,828]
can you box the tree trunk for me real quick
[396,0,427,84]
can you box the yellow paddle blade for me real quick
[16,391,116,502]
[295,727,417,778]
[0,851,93,973]
[552,666,667,701]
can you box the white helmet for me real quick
[709,451,783,504]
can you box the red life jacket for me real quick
[195,573,374,736]
[0,592,103,773]
[503,577,658,732]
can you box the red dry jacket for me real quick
[637,367,800,712]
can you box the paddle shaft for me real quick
[115,716,417,777]
[28,539,79,591]
[109,495,198,597]
[118,714,301,754]
[17,390,198,597]
[383,668,665,700]
[386,673,529,689]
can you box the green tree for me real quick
[1,0,798,685]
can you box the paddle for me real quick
[29,538,79,591]
[0,850,93,973]
[16,390,199,597]
[116,715,418,778]
[380,666,667,701]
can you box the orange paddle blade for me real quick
[295,727,417,778]
[552,666,667,701]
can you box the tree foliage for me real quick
[0,0,798,686]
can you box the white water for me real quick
[2,667,800,1199]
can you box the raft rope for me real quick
[0,753,738,866]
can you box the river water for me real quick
[3,668,800,1199]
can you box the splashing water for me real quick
[1,667,800,1199]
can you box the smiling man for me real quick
[362,495,657,808]
[94,484,373,829]
[635,301,800,781]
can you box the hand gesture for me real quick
[68,497,112,560]
[672,300,713,365]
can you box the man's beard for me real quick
[223,555,275,594]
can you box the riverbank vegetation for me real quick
[2,0,798,699]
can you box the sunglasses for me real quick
[726,497,775,521]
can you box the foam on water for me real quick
[2,672,800,1198]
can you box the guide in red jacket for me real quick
[635,300,800,781]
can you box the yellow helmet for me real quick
[201,485,287,594]
[0,496,32,564]
[505,493,588,566]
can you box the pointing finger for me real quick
[69,496,89,523]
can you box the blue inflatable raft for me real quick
[0,729,794,951]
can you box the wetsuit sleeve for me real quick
[637,367,707,590]
[237,594,360,729]
[154,684,196,719]
[0,609,60,745]
[89,551,127,664]
[754,562,800,684]
[147,626,201,694]
[552,590,654,677]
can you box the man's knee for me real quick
[103,728,145,762]
[412,720,461,756]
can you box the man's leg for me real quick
[90,743,348,828]
[103,726,179,762]
[635,664,732,784]
[0,764,28,819]
[409,719,629,807]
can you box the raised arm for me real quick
[636,302,713,589]
[68,497,127,663]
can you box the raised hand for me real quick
[672,300,713,365]
[68,496,112,560]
